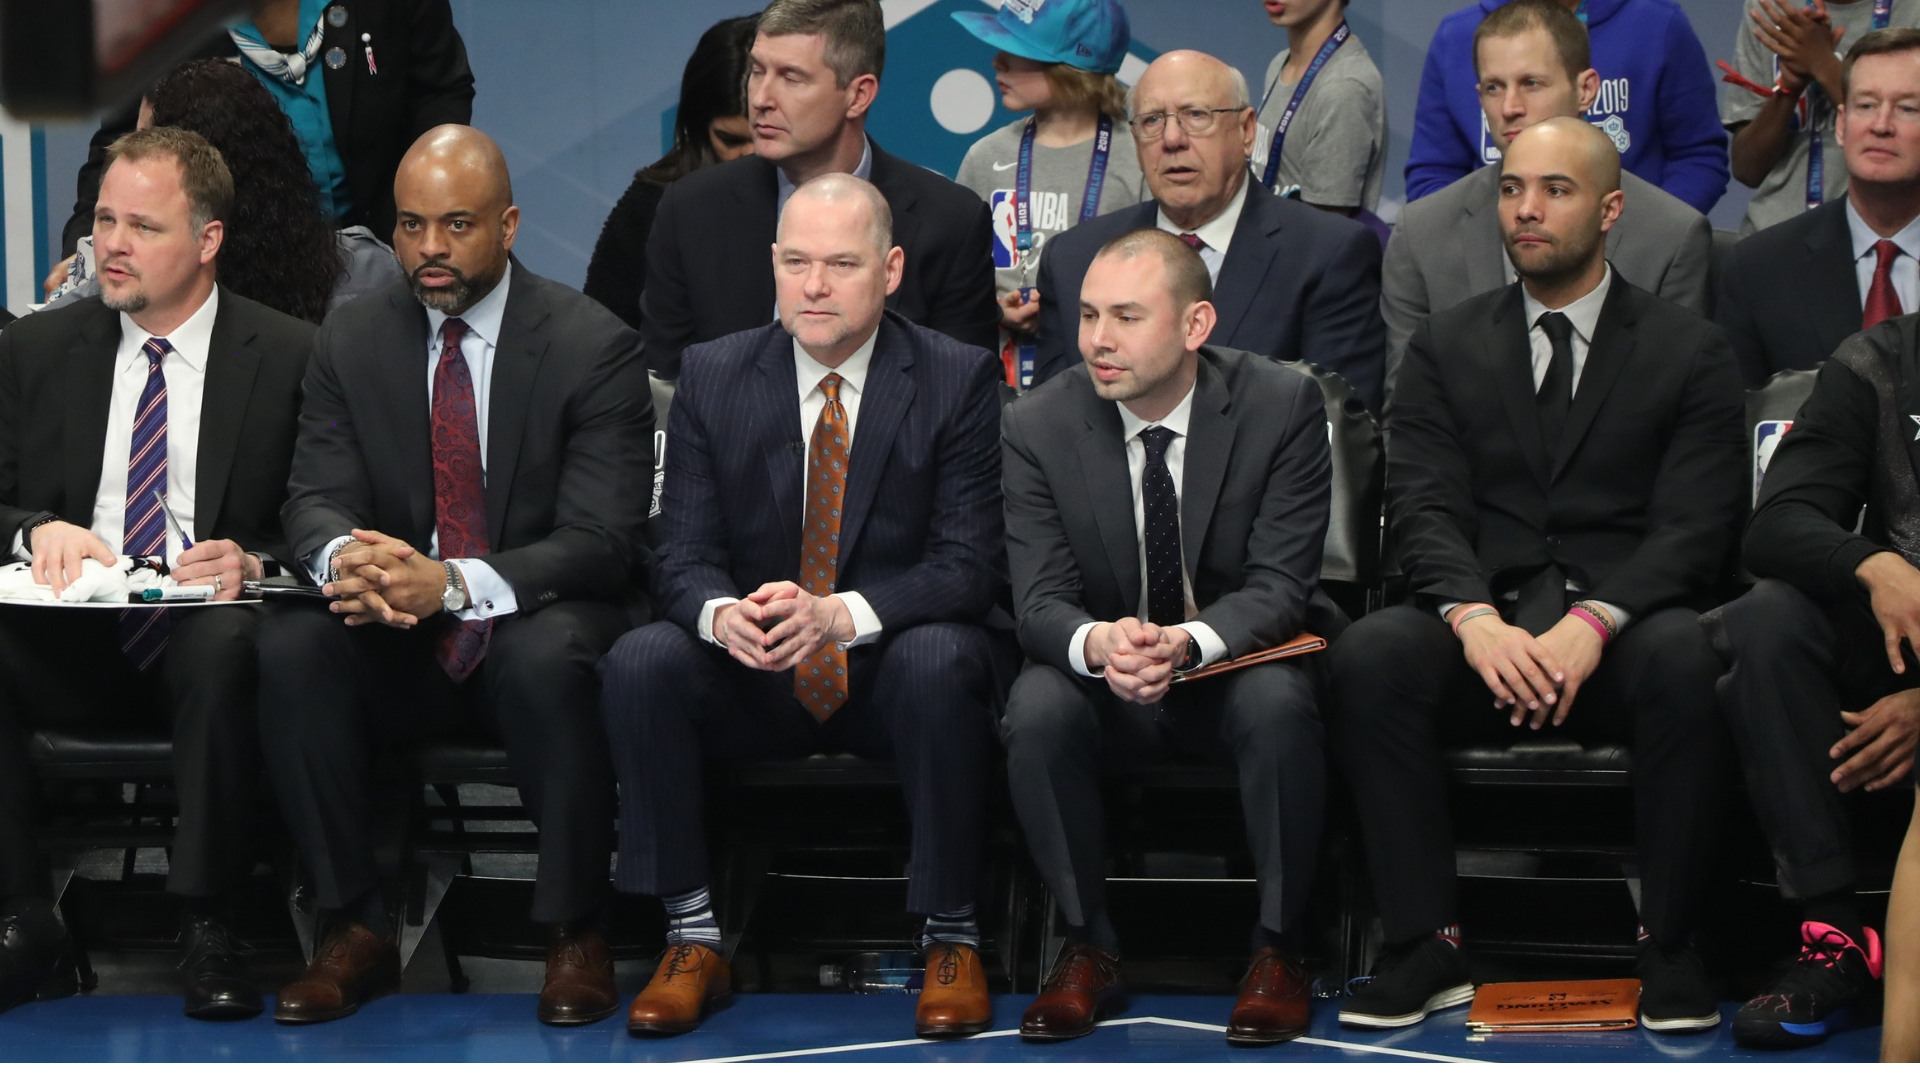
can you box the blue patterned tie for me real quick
[1139,426,1184,628]
[118,337,171,671]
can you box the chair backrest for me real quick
[1280,359,1384,587]
[649,374,675,519]
[1708,227,1742,322]
[1745,366,1819,507]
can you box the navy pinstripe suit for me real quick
[600,311,1019,915]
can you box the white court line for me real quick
[686,1015,1480,1063]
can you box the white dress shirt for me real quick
[1153,174,1248,285]
[308,273,515,622]
[696,327,886,648]
[1846,199,1920,317]
[1066,383,1231,676]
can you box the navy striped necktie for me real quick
[118,336,171,671]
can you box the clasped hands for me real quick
[1751,0,1846,98]
[29,519,260,601]
[322,528,454,628]
[1083,617,1193,706]
[1456,608,1605,731]
[712,581,855,672]
[1837,551,1920,792]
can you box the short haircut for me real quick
[759,0,885,88]
[1473,0,1590,81]
[103,125,234,233]
[1092,228,1213,310]
[781,172,894,257]
[1844,27,1920,100]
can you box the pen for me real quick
[155,491,193,551]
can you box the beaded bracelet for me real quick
[1568,604,1613,644]
[1572,599,1617,636]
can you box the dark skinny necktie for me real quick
[1139,426,1184,628]
[1534,311,1575,460]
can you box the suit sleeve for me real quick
[1379,227,1428,401]
[1388,320,1499,607]
[1301,223,1387,415]
[282,319,377,566]
[1657,212,1713,317]
[1714,247,1774,388]
[652,356,753,633]
[639,180,696,380]
[401,0,475,137]
[1652,10,1732,215]
[1744,358,1890,602]
[1587,326,1746,612]
[851,351,1007,629]
[0,327,33,544]
[1003,396,1099,673]
[920,197,1001,355]
[1404,31,1475,202]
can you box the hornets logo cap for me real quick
[952,0,1131,76]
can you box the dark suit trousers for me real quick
[257,601,627,924]
[998,658,1325,937]
[1329,604,1728,945]
[1708,578,1920,899]
[601,619,1018,916]
[0,605,261,900]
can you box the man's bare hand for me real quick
[1457,612,1564,726]
[173,539,260,601]
[1833,687,1920,792]
[998,288,1041,336]
[1753,0,1844,98]
[326,528,441,627]
[1858,551,1920,675]
[1102,619,1185,705]
[758,589,855,671]
[29,520,116,598]
[42,254,74,298]
[714,582,816,672]
[1533,612,1607,728]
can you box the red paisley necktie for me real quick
[432,318,492,682]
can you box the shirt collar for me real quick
[427,265,513,350]
[1845,198,1920,262]
[794,323,879,397]
[1155,172,1249,253]
[120,285,219,374]
[1117,375,1198,443]
[777,136,874,210]
[1521,263,1613,344]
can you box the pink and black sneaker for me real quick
[1731,921,1883,1048]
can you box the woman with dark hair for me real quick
[583,14,759,330]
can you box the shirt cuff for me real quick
[1175,621,1229,670]
[836,590,883,647]
[306,535,353,586]
[447,558,517,622]
[699,596,740,645]
[10,529,27,561]
[1068,621,1100,677]
[1581,600,1631,636]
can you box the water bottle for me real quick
[820,951,924,993]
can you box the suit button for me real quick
[1546,536,1561,549]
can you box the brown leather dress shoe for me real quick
[538,922,619,1026]
[627,941,731,1037]
[272,922,399,1024]
[915,943,992,1038]
[1020,942,1126,1041]
[1226,946,1312,1046]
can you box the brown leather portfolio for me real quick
[1465,979,1641,1033]
[1170,632,1328,683]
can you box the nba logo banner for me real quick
[990,190,1018,270]
[1753,420,1792,505]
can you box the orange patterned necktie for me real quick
[795,373,851,721]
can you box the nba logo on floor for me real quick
[1753,419,1792,505]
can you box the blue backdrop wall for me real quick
[28,0,1750,300]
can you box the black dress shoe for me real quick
[0,898,77,1015]
[179,915,263,1020]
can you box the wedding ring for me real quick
[214,574,223,592]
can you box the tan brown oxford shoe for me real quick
[627,941,731,1037]
[538,922,619,1026]
[915,942,992,1038]
[272,922,399,1024]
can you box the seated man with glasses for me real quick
[1027,49,1386,414]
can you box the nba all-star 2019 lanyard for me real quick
[1259,20,1350,191]
[1807,0,1893,210]
[1015,113,1113,294]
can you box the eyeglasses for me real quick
[1128,107,1247,139]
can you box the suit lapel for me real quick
[1076,387,1140,616]
[1461,168,1510,297]
[484,268,550,548]
[62,308,119,526]
[1487,285,1551,490]
[1807,201,1866,347]
[868,145,923,292]
[1552,278,1638,482]
[837,318,914,565]
[193,289,260,540]
[757,330,805,545]
[1209,182,1281,342]
[1179,357,1234,583]
[382,292,435,542]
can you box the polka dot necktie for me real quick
[431,318,492,683]
[795,374,851,722]
[118,337,172,671]
[1139,426,1185,628]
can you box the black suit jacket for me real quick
[639,144,1000,379]
[1031,179,1388,413]
[285,261,653,610]
[1717,198,1862,388]
[654,311,1007,638]
[1002,346,1335,674]
[1391,278,1746,617]
[0,289,313,565]
[62,0,473,251]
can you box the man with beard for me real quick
[1327,118,1745,1034]
[257,125,654,1027]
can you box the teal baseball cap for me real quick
[952,0,1131,76]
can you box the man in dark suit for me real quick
[1719,31,1920,388]
[0,128,313,1020]
[258,126,653,1027]
[1001,228,1334,1047]
[602,173,1016,1041]
[639,0,997,381]
[1328,119,1745,1035]
[1030,50,1386,413]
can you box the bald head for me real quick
[779,172,892,258]
[1507,116,1621,194]
[398,124,514,209]
[1498,116,1623,302]
[1128,50,1256,232]
[393,124,519,314]
[772,171,904,367]
[1130,50,1251,115]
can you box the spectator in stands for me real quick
[584,15,759,331]
[1030,50,1387,413]
[1000,229,1337,1047]
[602,175,1016,1042]
[1330,119,1744,1035]
[1253,0,1387,219]
[1382,0,1710,387]
[0,128,315,1021]
[48,0,474,295]
[1888,786,1920,1061]
[258,126,652,1028]
[640,0,998,380]
[1725,0,1920,236]
[953,0,1147,390]
[1720,30,1920,387]
[1406,0,1728,215]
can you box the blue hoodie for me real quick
[1405,0,1729,214]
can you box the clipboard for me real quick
[1171,632,1327,682]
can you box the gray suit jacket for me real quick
[1381,164,1711,391]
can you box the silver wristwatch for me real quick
[442,562,470,612]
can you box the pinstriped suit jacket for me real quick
[653,311,1010,639]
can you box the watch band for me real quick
[20,512,59,552]
[443,561,467,611]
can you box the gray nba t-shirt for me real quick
[1252,32,1386,213]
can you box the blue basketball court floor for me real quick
[0,991,1883,1062]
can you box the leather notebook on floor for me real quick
[1466,978,1641,1033]
[1171,632,1327,683]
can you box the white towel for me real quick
[0,558,166,603]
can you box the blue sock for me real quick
[663,886,721,949]
[919,903,979,951]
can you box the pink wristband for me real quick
[1568,605,1612,644]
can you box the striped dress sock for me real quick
[918,903,980,951]
[663,886,722,948]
